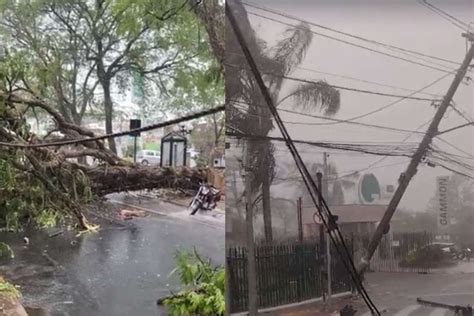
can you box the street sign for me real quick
[130,119,141,137]
[436,176,450,239]
[358,173,381,204]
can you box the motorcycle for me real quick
[463,247,471,262]
[189,183,221,215]
[450,246,472,261]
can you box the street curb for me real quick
[230,291,353,315]
[108,199,224,230]
[162,199,225,215]
[108,200,168,217]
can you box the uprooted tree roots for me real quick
[0,93,206,230]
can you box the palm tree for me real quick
[226,0,341,242]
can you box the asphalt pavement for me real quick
[1,197,224,316]
[358,263,474,315]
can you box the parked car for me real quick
[429,242,455,254]
[136,150,160,165]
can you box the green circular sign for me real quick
[359,173,381,203]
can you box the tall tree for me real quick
[0,0,213,153]
[0,0,223,229]
[226,0,341,241]
[0,0,99,126]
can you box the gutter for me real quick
[231,291,353,315]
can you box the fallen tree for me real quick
[0,91,207,230]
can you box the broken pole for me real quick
[358,35,474,275]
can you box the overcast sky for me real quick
[243,0,473,211]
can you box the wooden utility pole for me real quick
[358,36,474,275]
[322,153,332,298]
[316,172,326,301]
[243,140,258,315]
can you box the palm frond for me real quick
[271,22,312,75]
[279,81,340,115]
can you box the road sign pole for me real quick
[133,136,137,163]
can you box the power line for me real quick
[230,99,427,135]
[228,55,454,126]
[300,71,454,126]
[435,136,474,159]
[274,161,410,183]
[357,118,434,171]
[244,10,457,74]
[226,63,439,101]
[278,74,438,101]
[243,1,463,67]
[437,121,474,136]
[227,132,417,158]
[230,65,453,128]
[450,100,474,123]
[227,50,444,98]
[432,161,474,180]
[0,105,225,148]
[418,0,469,31]
[295,65,444,98]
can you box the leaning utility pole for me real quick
[358,35,474,275]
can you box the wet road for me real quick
[359,266,474,315]
[0,201,224,316]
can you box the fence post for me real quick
[297,197,303,242]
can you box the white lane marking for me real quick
[394,305,421,316]
[429,308,448,316]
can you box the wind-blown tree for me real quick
[0,0,213,154]
[0,0,223,230]
[226,0,340,241]
[0,0,99,127]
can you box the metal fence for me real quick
[227,240,353,313]
[227,232,435,313]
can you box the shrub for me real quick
[158,249,225,315]
[400,245,455,268]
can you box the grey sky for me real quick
[245,0,473,211]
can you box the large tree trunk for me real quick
[190,0,224,75]
[102,82,117,154]
[88,165,205,196]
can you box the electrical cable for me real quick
[0,105,225,148]
[227,50,444,98]
[436,136,474,159]
[418,0,469,31]
[227,63,453,127]
[243,1,463,67]
[226,63,439,101]
[230,99,427,135]
[227,132,418,158]
[244,10,456,74]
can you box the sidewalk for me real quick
[259,295,363,316]
[123,189,226,214]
